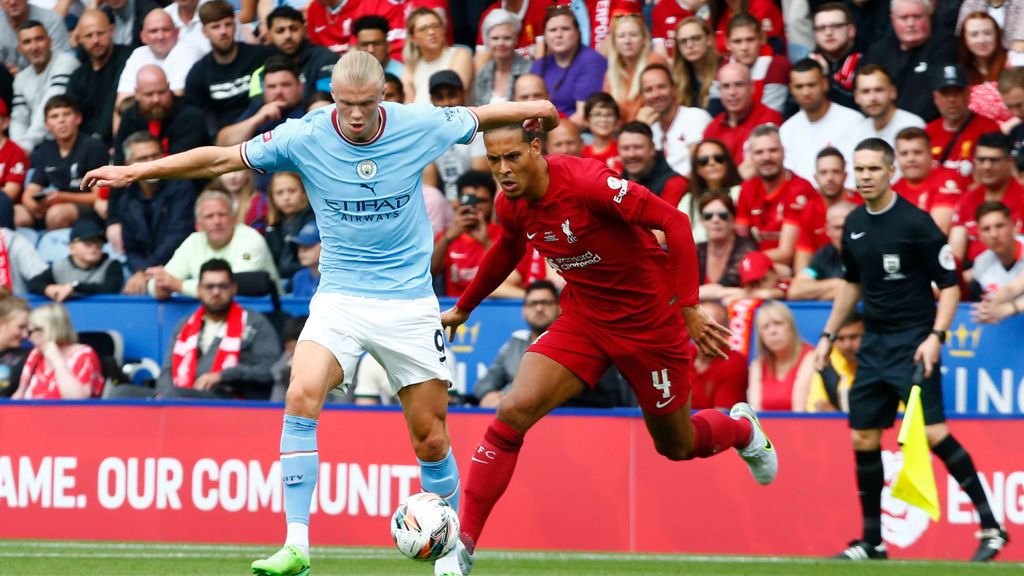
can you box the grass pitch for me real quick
[1,540,1022,575]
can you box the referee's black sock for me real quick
[932,435,1000,529]
[855,449,884,546]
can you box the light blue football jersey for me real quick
[242,102,479,299]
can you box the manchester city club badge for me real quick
[357,160,378,180]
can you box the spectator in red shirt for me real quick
[950,132,1024,263]
[735,123,820,274]
[581,92,621,170]
[669,16,721,110]
[703,62,783,173]
[926,64,1001,189]
[689,300,748,410]
[0,99,27,206]
[431,170,499,297]
[618,121,688,209]
[724,13,790,114]
[11,302,103,400]
[892,126,963,233]
[651,0,700,57]
[958,11,1011,124]
[710,0,786,56]
[748,299,814,412]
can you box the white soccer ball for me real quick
[391,492,460,562]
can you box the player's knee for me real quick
[285,375,326,418]
[494,397,537,434]
[411,431,448,462]
[655,438,695,461]
[850,430,880,452]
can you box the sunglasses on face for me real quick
[696,154,726,167]
[702,211,731,221]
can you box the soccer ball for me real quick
[391,492,460,562]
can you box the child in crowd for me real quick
[581,92,622,172]
[31,219,124,301]
[264,172,314,283]
[290,220,320,298]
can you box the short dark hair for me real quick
[17,19,45,34]
[976,201,1011,223]
[976,131,1012,155]
[199,0,234,25]
[895,126,929,145]
[619,121,654,142]
[384,72,404,98]
[698,190,737,215]
[839,311,863,329]
[791,57,825,76]
[854,64,893,90]
[524,279,558,301]
[199,258,234,282]
[584,92,619,119]
[267,6,303,28]
[353,14,389,36]
[484,122,541,144]
[455,169,497,199]
[305,90,333,109]
[44,94,79,116]
[854,137,894,166]
[263,55,300,80]
[816,146,845,165]
[727,12,761,36]
[813,2,853,22]
[640,62,674,86]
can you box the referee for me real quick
[815,138,1009,562]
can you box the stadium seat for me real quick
[235,270,291,337]
[79,330,127,395]
[36,228,71,263]
[14,227,38,247]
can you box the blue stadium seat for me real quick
[36,228,71,263]
[14,227,38,247]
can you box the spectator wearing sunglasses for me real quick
[696,191,758,303]
[685,139,742,243]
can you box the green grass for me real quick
[1,540,1022,575]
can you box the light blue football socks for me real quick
[419,447,461,510]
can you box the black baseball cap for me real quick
[70,218,105,242]
[429,70,463,95]
[932,64,968,91]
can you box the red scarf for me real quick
[0,231,12,292]
[172,302,245,388]
[726,297,764,357]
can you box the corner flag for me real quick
[892,377,941,521]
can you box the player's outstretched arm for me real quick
[814,280,861,370]
[471,100,559,133]
[81,145,246,190]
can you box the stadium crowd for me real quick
[0,0,1022,412]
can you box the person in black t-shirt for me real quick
[253,6,337,101]
[788,200,856,301]
[67,10,133,148]
[113,64,209,164]
[16,95,109,230]
[184,0,274,138]
[816,138,1009,562]
[0,295,30,398]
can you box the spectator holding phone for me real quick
[430,170,498,297]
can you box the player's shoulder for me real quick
[546,154,614,181]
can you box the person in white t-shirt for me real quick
[116,8,205,104]
[965,200,1024,299]
[778,58,863,188]
[636,62,712,177]
[853,64,925,146]
[422,70,488,202]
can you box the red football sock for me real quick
[459,418,524,551]
[690,409,753,458]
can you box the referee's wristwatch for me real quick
[819,331,837,343]
[930,329,947,344]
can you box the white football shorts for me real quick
[298,292,453,395]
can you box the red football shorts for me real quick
[527,311,691,415]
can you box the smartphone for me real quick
[458,193,478,208]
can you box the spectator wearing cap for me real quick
[9,19,79,154]
[18,95,108,231]
[0,98,27,205]
[737,250,787,301]
[702,62,783,172]
[66,10,133,148]
[619,121,688,209]
[28,218,124,302]
[926,64,1001,187]
[861,0,955,122]
[350,15,403,79]
[290,219,320,298]
[950,132,1024,263]
[788,201,857,301]
[472,8,532,107]
[216,55,305,147]
[423,70,488,202]
[116,131,197,295]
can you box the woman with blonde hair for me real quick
[747,301,814,412]
[671,16,721,109]
[0,296,30,397]
[12,303,104,400]
[402,7,474,104]
[602,13,665,122]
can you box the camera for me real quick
[458,193,477,208]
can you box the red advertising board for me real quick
[0,404,1020,561]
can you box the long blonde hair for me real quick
[671,17,719,108]
[754,301,803,367]
[605,14,653,104]
[29,303,78,347]
[403,7,446,74]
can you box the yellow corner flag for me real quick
[892,384,941,521]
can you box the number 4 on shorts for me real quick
[651,368,671,398]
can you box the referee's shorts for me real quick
[849,326,946,430]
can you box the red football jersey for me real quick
[892,167,964,212]
[477,0,557,58]
[953,179,1024,261]
[0,139,28,188]
[651,0,696,56]
[585,0,642,49]
[736,172,816,251]
[925,115,1000,189]
[437,223,502,297]
[687,342,748,410]
[703,102,782,166]
[714,0,785,55]
[492,156,695,330]
[307,0,448,61]
[784,186,828,253]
